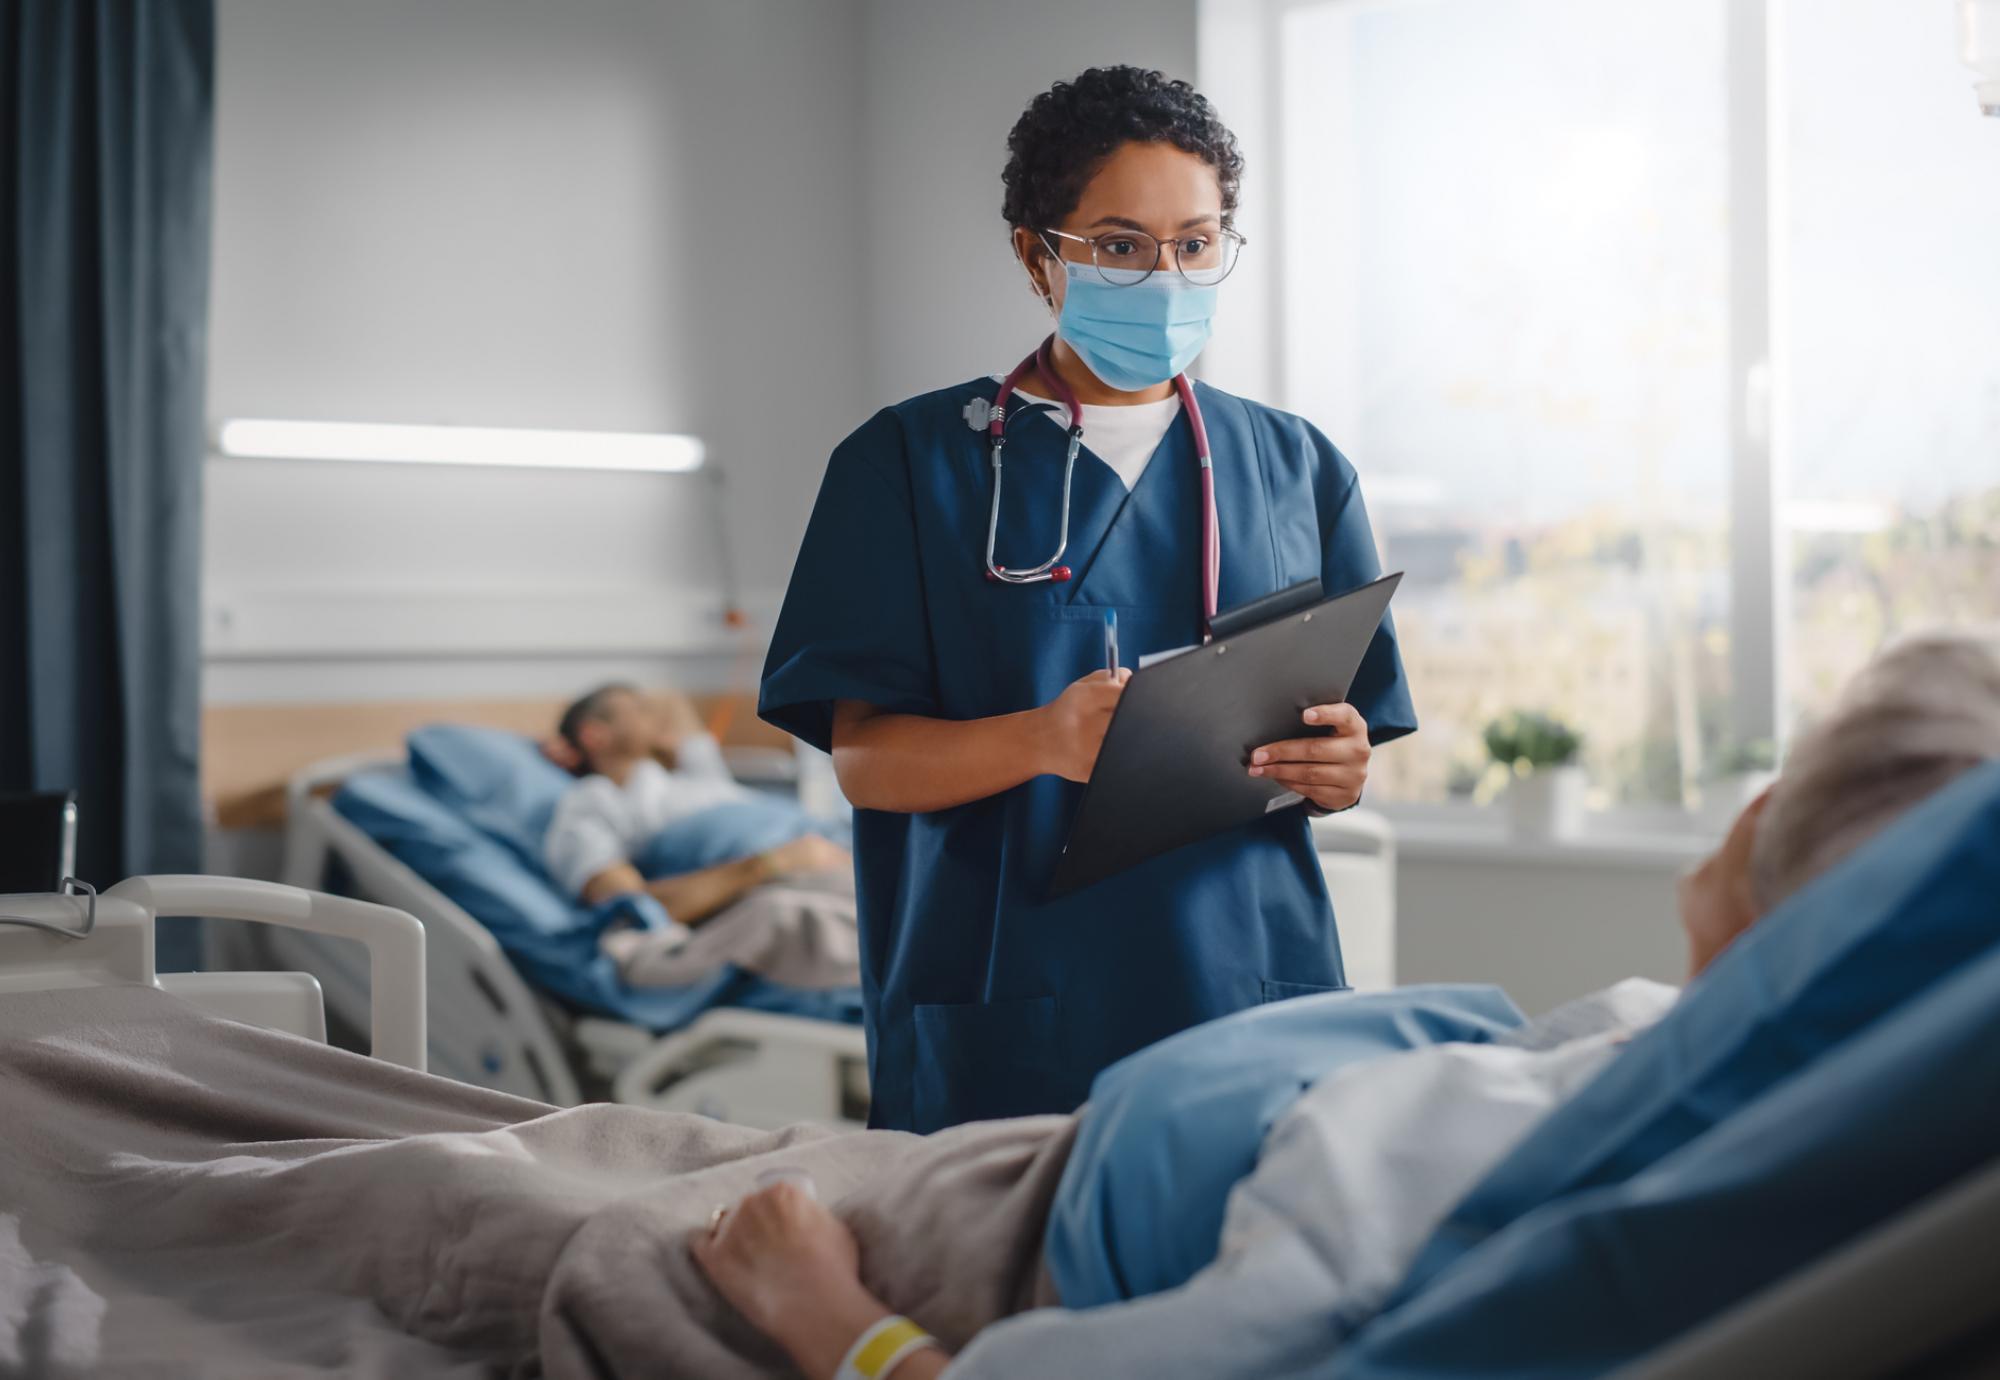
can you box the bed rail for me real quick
[110,876,427,1071]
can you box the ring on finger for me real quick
[708,1204,729,1236]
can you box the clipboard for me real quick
[1046,572,1403,898]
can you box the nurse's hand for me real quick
[1248,703,1371,813]
[1039,668,1132,782]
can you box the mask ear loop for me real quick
[1025,231,1064,311]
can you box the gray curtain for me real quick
[0,0,213,965]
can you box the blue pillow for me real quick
[406,723,574,868]
[334,768,608,940]
[1045,984,1526,1310]
[629,798,844,877]
[1353,760,2000,1369]
[1332,941,2000,1379]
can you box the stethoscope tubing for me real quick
[983,335,1220,627]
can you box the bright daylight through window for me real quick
[1275,0,2000,812]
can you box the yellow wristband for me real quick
[837,1315,935,1380]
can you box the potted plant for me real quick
[1483,711,1587,838]
[1701,738,1779,831]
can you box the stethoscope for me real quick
[968,335,1220,626]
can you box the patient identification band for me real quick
[836,1314,939,1380]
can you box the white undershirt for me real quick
[996,378,1182,492]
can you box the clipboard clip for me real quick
[1206,578,1324,642]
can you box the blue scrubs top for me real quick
[760,377,1416,1132]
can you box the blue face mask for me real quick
[1053,261,1219,392]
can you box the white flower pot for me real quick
[1699,770,1778,834]
[1505,766,1588,839]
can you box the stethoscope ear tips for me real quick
[963,396,990,431]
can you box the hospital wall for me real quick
[1394,843,1690,1016]
[204,0,873,705]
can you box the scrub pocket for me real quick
[911,994,1059,1131]
[1260,977,1351,1005]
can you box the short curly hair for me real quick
[1001,66,1243,235]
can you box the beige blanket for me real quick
[0,986,1070,1378]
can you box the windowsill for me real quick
[1379,805,1718,870]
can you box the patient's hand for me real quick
[766,834,851,878]
[693,1181,898,1377]
[1249,702,1372,813]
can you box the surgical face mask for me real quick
[1051,260,1218,392]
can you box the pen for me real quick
[1104,608,1119,678]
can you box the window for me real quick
[1781,0,2000,721]
[1248,0,2000,811]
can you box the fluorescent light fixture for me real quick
[217,419,705,473]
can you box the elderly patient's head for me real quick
[1679,627,2000,978]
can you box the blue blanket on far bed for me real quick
[333,759,862,1032]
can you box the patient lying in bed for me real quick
[686,626,2000,1379]
[6,632,1994,1379]
[543,683,859,990]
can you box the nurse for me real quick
[761,65,1415,1133]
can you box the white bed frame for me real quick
[1,874,425,1066]
[208,751,1398,1130]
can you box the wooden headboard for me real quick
[204,691,789,830]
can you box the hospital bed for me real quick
[204,747,870,1128]
[211,738,1399,1128]
[8,857,2000,1377]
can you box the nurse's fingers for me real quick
[1249,735,1371,768]
[1251,763,1367,789]
[1301,703,1367,735]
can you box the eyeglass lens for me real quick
[1088,229,1240,287]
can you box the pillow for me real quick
[405,723,575,868]
[1333,940,2000,1379]
[1383,759,2000,1316]
[334,768,592,940]
[1045,984,1526,1310]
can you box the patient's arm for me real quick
[692,1182,952,1379]
[580,835,850,925]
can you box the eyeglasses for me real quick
[1039,225,1247,288]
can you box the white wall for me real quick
[857,0,1201,403]
[1397,848,1690,1015]
[206,0,870,701]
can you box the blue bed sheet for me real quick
[333,764,862,1032]
[1331,759,2000,1377]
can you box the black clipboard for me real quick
[1046,572,1403,898]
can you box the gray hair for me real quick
[1751,626,2000,911]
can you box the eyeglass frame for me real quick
[1036,224,1248,287]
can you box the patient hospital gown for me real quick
[544,734,758,896]
[945,978,1679,1379]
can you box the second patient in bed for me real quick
[543,683,860,990]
